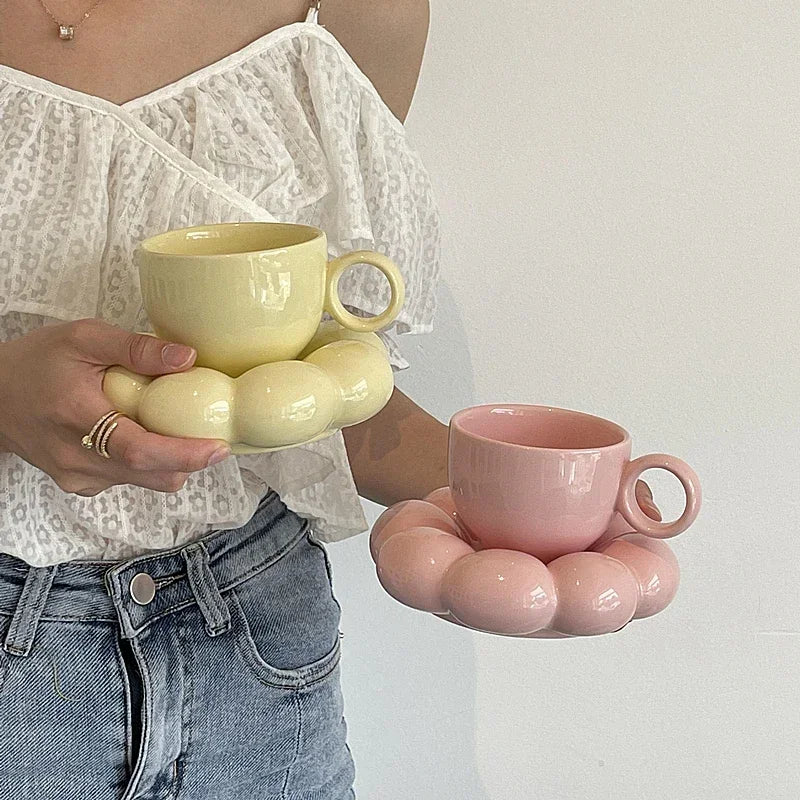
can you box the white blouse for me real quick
[0,16,441,567]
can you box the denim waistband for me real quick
[0,489,309,654]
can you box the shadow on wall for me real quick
[329,281,490,800]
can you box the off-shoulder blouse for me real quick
[0,15,441,566]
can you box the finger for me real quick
[106,416,231,473]
[68,318,197,375]
[69,472,191,495]
[120,470,193,493]
[67,390,230,476]
[635,480,662,521]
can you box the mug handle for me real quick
[325,251,406,333]
[616,454,702,539]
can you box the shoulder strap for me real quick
[305,0,322,24]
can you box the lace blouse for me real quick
[0,11,441,566]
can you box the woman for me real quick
[0,0,661,797]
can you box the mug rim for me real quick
[138,221,325,259]
[449,403,631,453]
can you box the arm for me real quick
[343,387,448,507]
[325,0,446,505]
[332,0,662,518]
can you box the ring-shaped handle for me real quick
[617,453,702,539]
[325,250,406,333]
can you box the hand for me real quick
[0,318,232,496]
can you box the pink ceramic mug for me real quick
[448,404,701,563]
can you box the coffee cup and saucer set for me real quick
[106,222,702,639]
[103,221,404,453]
[372,404,701,638]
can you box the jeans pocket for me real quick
[229,529,343,690]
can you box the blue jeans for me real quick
[0,490,356,799]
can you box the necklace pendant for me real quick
[58,24,75,40]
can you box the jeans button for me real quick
[130,572,156,605]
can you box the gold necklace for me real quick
[37,0,108,40]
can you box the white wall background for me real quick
[329,2,800,798]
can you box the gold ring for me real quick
[81,410,126,458]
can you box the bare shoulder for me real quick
[320,0,431,123]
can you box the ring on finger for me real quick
[81,410,127,459]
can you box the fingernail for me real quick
[162,343,195,367]
[206,446,231,467]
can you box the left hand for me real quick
[635,479,661,521]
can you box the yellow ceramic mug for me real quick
[136,222,405,377]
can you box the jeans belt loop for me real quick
[181,543,231,638]
[3,564,58,657]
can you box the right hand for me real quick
[0,318,233,497]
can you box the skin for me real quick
[0,0,660,519]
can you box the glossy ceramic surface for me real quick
[102,321,394,454]
[370,487,681,638]
[448,404,702,562]
[136,222,405,377]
